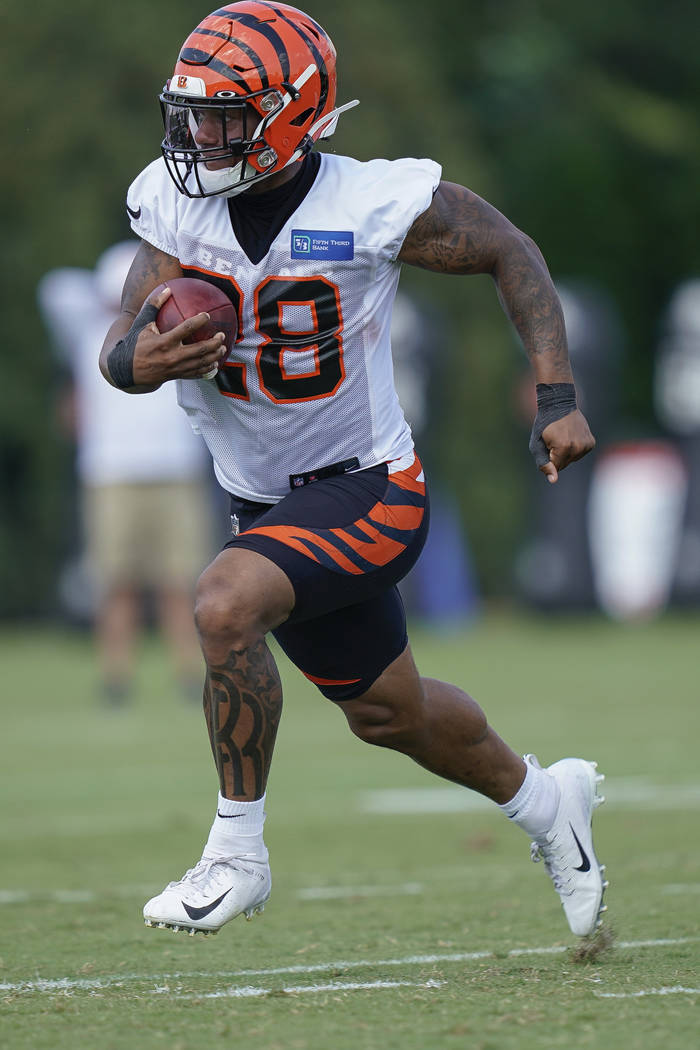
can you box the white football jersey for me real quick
[127,152,441,501]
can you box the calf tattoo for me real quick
[203,640,283,798]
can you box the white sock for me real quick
[499,761,560,838]
[204,792,268,861]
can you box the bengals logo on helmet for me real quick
[159,2,357,199]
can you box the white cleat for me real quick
[143,852,271,935]
[526,754,607,937]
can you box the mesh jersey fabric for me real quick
[127,151,442,502]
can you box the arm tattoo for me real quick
[203,639,283,799]
[400,182,572,381]
[120,240,181,318]
[491,230,571,379]
[400,182,500,275]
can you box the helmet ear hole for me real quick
[289,107,315,127]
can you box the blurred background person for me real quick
[515,276,693,622]
[654,277,700,607]
[514,279,625,612]
[37,241,215,705]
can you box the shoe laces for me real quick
[530,833,573,894]
[167,854,254,891]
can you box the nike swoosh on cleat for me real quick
[217,810,245,819]
[182,888,232,921]
[126,203,141,220]
[569,824,591,872]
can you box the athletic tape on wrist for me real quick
[529,382,577,468]
[106,301,159,389]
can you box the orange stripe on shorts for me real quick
[245,524,361,573]
[302,671,362,686]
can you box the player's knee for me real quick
[344,700,416,750]
[194,569,261,656]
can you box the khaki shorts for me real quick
[84,480,213,592]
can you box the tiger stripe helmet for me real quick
[159,2,358,198]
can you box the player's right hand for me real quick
[131,286,227,385]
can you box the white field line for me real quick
[297,882,423,900]
[169,978,446,1000]
[361,777,700,815]
[0,889,98,904]
[594,985,700,999]
[0,890,97,905]
[1,937,697,997]
[0,883,425,906]
[661,883,700,895]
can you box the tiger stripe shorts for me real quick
[223,454,430,700]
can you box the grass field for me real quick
[1,611,699,1049]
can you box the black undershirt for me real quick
[227,152,321,265]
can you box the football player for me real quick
[100,2,605,940]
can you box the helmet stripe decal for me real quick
[186,19,272,91]
[212,8,291,81]
[258,5,329,114]
[235,15,290,81]
[179,49,255,94]
[227,36,270,89]
[189,26,230,44]
[256,2,334,52]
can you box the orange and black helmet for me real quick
[160,2,357,198]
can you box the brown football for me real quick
[154,277,237,356]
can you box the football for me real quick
[154,277,238,377]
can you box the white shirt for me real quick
[38,268,209,486]
[126,152,441,501]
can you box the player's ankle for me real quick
[204,792,268,859]
[498,757,560,838]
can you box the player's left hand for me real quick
[539,410,595,484]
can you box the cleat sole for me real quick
[244,896,270,921]
[593,767,607,931]
[144,918,219,936]
[144,897,268,936]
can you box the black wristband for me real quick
[106,301,159,389]
[528,382,577,468]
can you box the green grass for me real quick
[1,612,699,1049]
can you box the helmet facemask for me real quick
[160,86,297,199]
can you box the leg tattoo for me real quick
[203,639,283,798]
